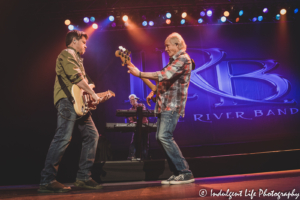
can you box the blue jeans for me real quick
[40,98,99,185]
[156,111,191,174]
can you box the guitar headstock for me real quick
[108,90,116,97]
[115,46,131,66]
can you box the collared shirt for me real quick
[128,103,149,124]
[53,47,89,105]
[155,50,192,117]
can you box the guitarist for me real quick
[39,30,110,193]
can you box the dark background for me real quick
[1,2,300,186]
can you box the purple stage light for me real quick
[83,17,89,23]
[111,22,116,27]
[263,8,268,13]
[207,10,212,17]
[149,21,154,26]
[200,11,205,17]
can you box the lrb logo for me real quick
[190,48,295,107]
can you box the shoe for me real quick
[161,175,176,185]
[127,156,137,161]
[74,179,103,189]
[37,180,71,193]
[169,173,195,185]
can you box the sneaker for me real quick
[161,175,176,185]
[74,179,103,189]
[169,173,195,185]
[37,180,71,193]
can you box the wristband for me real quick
[139,71,141,78]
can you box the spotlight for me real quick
[258,16,263,21]
[109,16,115,22]
[122,15,128,22]
[198,18,203,23]
[149,21,154,26]
[252,17,257,22]
[92,23,98,29]
[68,25,74,30]
[221,16,226,22]
[280,9,287,15]
[142,21,147,26]
[276,14,281,20]
[111,22,116,27]
[90,17,95,22]
[181,12,187,18]
[83,17,89,23]
[200,11,205,17]
[295,8,299,14]
[124,22,129,27]
[224,11,230,17]
[180,19,185,24]
[239,10,244,16]
[166,19,171,24]
[236,17,240,22]
[166,13,172,19]
[263,8,268,13]
[207,10,212,17]
[64,19,71,26]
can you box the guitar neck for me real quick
[96,91,109,98]
[129,63,157,92]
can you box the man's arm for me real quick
[76,78,100,104]
[127,64,159,81]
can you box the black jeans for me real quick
[40,98,99,185]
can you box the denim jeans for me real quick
[156,111,191,174]
[128,131,149,159]
[40,98,99,185]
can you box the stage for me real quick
[1,169,300,200]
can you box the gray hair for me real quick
[166,32,187,51]
[129,94,137,99]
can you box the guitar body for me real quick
[71,84,115,116]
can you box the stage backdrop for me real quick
[81,22,300,152]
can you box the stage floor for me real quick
[1,169,300,200]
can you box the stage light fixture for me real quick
[142,21,147,26]
[224,11,230,17]
[90,17,95,22]
[239,10,244,16]
[166,19,171,24]
[68,25,74,30]
[280,9,287,15]
[149,21,154,26]
[236,17,240,22]
[252,17,257,22]
[181,19,185,24]
[221,16,226,22]
[182,12,187,18]
[83,17,89,23]
[64,19,71,26]
[166,13,172,19]
[258,16,263,21]
[111,22,116,27]
[109,16,115,22]
[122,15,128,22]
[92,23,98,29]
[198,18,203,23]
[200,11,205,17]
[207,10,212,17]
[263,8,268,13]
[295,8,299,14]
[276,14,281,20]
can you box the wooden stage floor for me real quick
[1,169,300,200]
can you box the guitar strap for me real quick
[57,75,75,104]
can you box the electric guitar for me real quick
[115,46,157,92]
[71,84,115,116]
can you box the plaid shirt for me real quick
[155,50,192,117]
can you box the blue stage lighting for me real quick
[68,25,74,30]
[90,17,95,22]
[252,17,257,22]
[166,13,171,18]
[221,16,226,22]
[109,16,114,22]
[200,11,205,17]
[142,21,147,26]
[207,10,212,17]
[295,8,299,14]
[258,16,263,21]
[180,19,185,24]
[83,17,89,23]
[239,10,244,16]
[149,21,154,26]
[198,18,203,23]
[276,14,280,20]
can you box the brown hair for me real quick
[65,30,88,47]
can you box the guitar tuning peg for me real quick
[128,51,131,55]
[122,47,126,52]
[125,49,128,54]
[119,46,123,50]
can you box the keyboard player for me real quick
[127,94,149,160]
